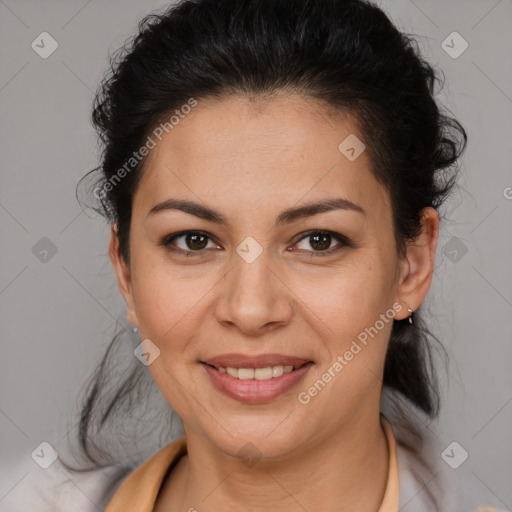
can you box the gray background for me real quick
[0,0,511,510]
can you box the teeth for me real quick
[255,367,273,380]
[226,367,238,378]
[219,365,296,380]
[238,368,255,380]
[272,365,284,378]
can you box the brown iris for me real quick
[309,232,332,251]
[186,233,209,250]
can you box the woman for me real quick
[60,0,502,510]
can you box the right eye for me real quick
[160,230,222,256]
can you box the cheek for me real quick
[129,255,203,347]
[297,260,394,343]
[301,267,395,410]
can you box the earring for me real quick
[408,308,413,324]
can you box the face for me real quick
[110,93,438,459]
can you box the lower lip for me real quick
[201,362,314,404]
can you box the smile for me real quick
[200,359,314,404]
[205,363,303,380]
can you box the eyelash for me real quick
[159,230,353,258]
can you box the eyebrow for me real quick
[147,197,365,226]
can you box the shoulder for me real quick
[395,441,507,512]
[1,457,123,512]
[389,419,506,512]
[103,437,187,511]
[380,395,505,512]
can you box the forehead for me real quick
[134,94,392,226]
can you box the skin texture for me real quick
[109,94,439,511]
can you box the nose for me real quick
[214,250,294,337]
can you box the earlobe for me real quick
[109,224,139,327]
[395,207,439,321]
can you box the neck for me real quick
[156,410,390,512]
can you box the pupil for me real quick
[311,233,330,251]
[187,233,207,250]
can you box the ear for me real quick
[109,224,139,327]
[395,207,439,320]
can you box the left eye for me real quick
[293,231,347,254]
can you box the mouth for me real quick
[200,354,314,404]
[201,361,310,380]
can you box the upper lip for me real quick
[201,353,312,369]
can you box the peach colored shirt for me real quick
[104,415,399,512]
[104,414,501,512]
